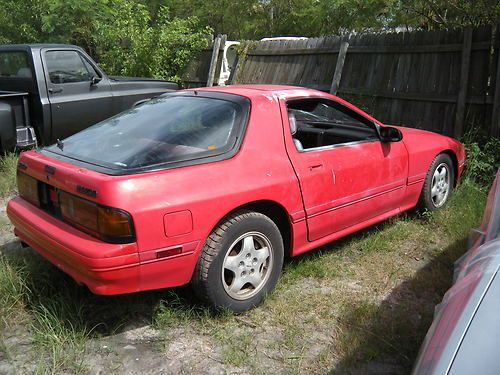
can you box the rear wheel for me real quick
[192,210,284,312]
[418,154,454,210]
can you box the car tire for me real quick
[418,153,455,211]
[191,210,284,312]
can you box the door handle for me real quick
[308,164,324,171]
[48,88,63,94]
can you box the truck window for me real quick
[45,50,98,84]
[0,51,32,78]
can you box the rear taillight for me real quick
[17,172,40,207]
[59,191,135,244]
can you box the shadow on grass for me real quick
[329,236,468,375]
[0,239,207,338]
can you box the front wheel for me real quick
[418,153,455,211]
[191,210,284,312]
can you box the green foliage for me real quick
[160,0,498,39]
[94,3,210,81]
[463,137,500,187]
[394,0,499,30]
[0,0,211,81]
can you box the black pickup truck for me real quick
[0,44,178,153]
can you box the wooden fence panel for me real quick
[183,35,226,88]
[228,25,498,137]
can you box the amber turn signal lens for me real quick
[17,172,40,207]
[98,207,134,239]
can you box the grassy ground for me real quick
[0,154,17,199]
[0,153,490,374]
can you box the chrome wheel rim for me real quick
[431,162,450,208]
[222,231,273,300]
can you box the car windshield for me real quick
[45,94,247,172]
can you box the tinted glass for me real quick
[0,51,31,78]
[46,95,246,171]
[45,50,94,83]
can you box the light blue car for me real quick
[413,170,500,375]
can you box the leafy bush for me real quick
[463,137,500,186]
[0,0,211,81]
[94,3,211,82]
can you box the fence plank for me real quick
[454,28,473,137]
[491,45,500,137]
[206,35,223,87]
[330,42,349,95]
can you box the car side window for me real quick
[287,98,378,151]
[45,50,98,84]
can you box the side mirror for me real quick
[379,126,403,143]
[90,76,102,86]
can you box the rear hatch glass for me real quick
[43,92,249,174]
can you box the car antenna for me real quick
[56,139,64,151]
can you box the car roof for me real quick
[192,84,325,100]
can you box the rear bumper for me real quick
[7,196,201,295]
[7,196,142,294]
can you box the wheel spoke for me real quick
[242,235,255,253]
[247,272,263,288]
[224,255,242,274]
[431,185,439,197]
[438,167,447,179]
[228,276,246,294]
[437,192,445,204]
[254,246,270,264]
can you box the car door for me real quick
[282,97,408,242]
[42,48,113,141]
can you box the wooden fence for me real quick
[183,35,227,88]
[186,26,500,138]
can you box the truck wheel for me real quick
[418,154,454,211]
[192,210,284,312]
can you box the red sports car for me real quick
[7,85,465,312]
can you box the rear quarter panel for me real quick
[120,93,302,252]
[68,93,304,263]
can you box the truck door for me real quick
[281,97,408,242]
[42,48,113,141]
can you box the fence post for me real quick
[330,41,349,95]
[207,34,225,87]
[454,28,473,138]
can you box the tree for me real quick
[0,0,211,81]
[94,2,211,80]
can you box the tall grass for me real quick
[0,153,17,199]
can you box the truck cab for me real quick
[0,44,178,152]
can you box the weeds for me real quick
[0,153,17,200]
[461,135,499,186]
